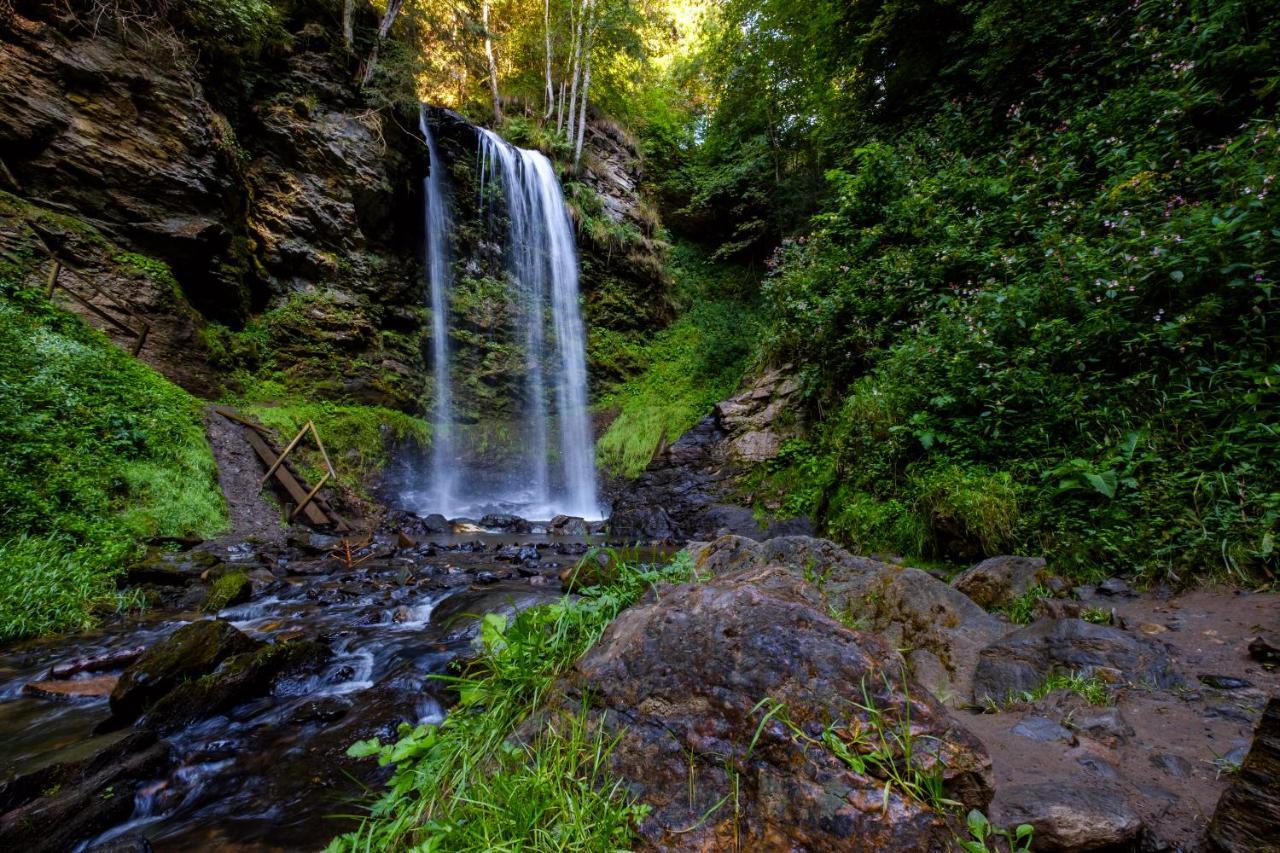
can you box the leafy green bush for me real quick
[0,284,225,641]
[744,0,1279,581]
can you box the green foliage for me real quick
[998,585,1054,626]
[0,282,225,642]
[596,244,760,477]
[958,810,1034,853]
[687,0,1280,581]
[331,553,697,851]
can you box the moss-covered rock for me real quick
[202,571,252,612]
[109,619,260,723]
[144,640,331,734]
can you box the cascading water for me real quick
[420,108,457,513]
[411,111,601,520]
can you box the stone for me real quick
[688,535,1006,705]
[547,515,589,536]
[109,619,260,723]
[1207,696,1280,852]
[84,835,153,853]
[1011,715,1075,743]
[520,565,992,850]
[950,555,1049,609]
[1151,753,1193,778]
[123,548,220,586]
[1247,634,1279,665]
[993,781,1142,851]
[972,618,1181,704]
[144,640,330,734]
[202,570,252,613]
[1199,674,1253,690]
[1034,598,1084,620]
[426,583,564,646]
[1096,577,1137,597]
[479,513,532,533]
[49,646,144,679]
[0,730,170,851]
[23,675,118,699]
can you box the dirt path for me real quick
[203,406,287,550]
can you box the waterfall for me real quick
[420,108,457,513]
[412,112,601,521]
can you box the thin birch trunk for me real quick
[360,0,404,85]
[342,0,354,48]
[565,0,585,143]
[574,5,596,166]
[543,0,554,119]
[482,0,501,124]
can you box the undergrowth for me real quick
[0,279,225,642]
[330,551,697,852]
[596,243,760,477]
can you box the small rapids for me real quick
[0,530,603,851]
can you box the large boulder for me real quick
[950,555,1049,609]
[522,565,993,850]
[109,619,259,723]
[144,640,330,734]
[425,583,564,646]
[992,781,1143,851]
[1207,696,1280,852]
[686,535,1007,706]
[972,618,1182,704]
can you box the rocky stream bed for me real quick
[0,522,1276,852]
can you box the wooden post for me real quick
[131,322,150,356]
[45,261,61,297]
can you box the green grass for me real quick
[985,670,1113,711]
[596,243,760,477]
[0,282,225,643]
[330,552,697,852]
[997,584,1055,625]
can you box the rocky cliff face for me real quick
[0,0,426,407]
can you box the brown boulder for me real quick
[523,565,993,850]
[687,535,1007,706]
[950,555,1049,609]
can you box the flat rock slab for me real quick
[23,675,118,699]
[1207,696,1280,852]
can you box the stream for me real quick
[0,528,654,851]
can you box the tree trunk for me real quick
[557,80,567,131]
[574,8,596,167]
[360,0,405,85]
[342,0,354,48]
[543,0,554,119]
[483,0,502,124]
[565,0,585,142]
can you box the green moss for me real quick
[203,571,251,613]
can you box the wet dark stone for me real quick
[547,514,588,536]
[479,513,532,533]
[84,833,153,852]
[1207,697,1280,851]
[0,730,171,852]
[973,618,1181,704]
[143,640,331,734]
[1199,674,1253,690]
[122,548,220,587]
[109,619,260,724]
[1247,634,1279,665]
[993,780,1142,851]
[426,583,565,646]
[1096,577,1137,597]
[1204,704,1254,723]
[288,698,351,726]
[49,646,145,679]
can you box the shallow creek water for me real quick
[0,532,656,851]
